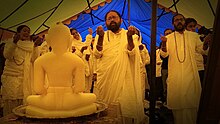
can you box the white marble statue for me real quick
[25,23,97,117]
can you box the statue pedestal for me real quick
[0,103,123,124]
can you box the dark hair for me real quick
[172,13,185,24]
[16,25,30,33]
[105,10,121,21]
[185,18,197,27]
[70,28,77,33]
[164,28,173,35]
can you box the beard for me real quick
[106,21,121,33]
[174,23,185,32]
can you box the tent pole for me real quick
[128,0,130,26]
[197,0,220,123]
[86,0,95,25]
[149,0,157,123]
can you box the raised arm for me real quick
[93,26,104,59]
[96,26,104,51]
[160,34,169,58]
[127,26,136,51]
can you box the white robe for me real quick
[71,34,92,58]
[134,34,150,98]
[93,29,144,123]
[1,39,38,115]
[160,30,204,124]
[139,45,150,98]
[72,34,93,93]
[83,48,94,93]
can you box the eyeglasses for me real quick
[106,16,119,21]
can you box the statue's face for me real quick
[47,24,71,49]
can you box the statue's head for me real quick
[46,22,72,51]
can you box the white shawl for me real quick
[94,29,144,123]
[17,40,34,104]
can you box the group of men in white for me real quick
[0,9,212,124]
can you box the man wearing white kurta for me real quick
[93,10,145,124]
[185,17,207,85]
[160,14,209,124]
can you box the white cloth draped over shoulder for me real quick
[71,35,84,57]
[2,39,38,103]
[71,34,93,57]
[71,34,93,92]
[133,33,150,95]
[93,29,144,123]
[160,30,205,110]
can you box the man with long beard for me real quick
[160,14,209,124]
[93,10,145,123]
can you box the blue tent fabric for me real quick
[67,0,174,50]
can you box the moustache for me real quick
[110,21,117,25]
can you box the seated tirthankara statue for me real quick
[26,23,97,118]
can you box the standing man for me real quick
[93,10,145,123]
[160,28,173,103]
[160,14,209,124]
[185,18,207,85]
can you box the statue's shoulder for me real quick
[34,52,53,64]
